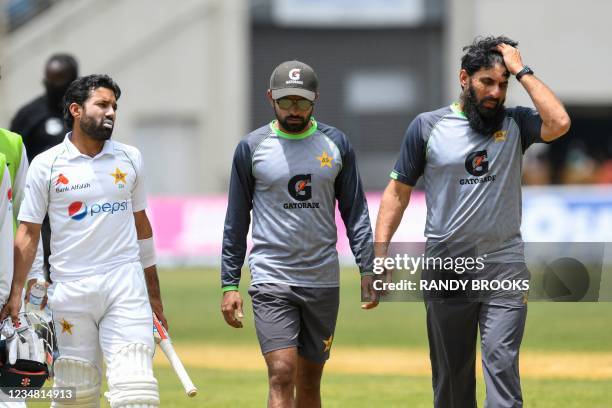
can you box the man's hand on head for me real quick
[496,43,524,76]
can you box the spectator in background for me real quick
[595,159,612,183]
[10,53,78,162]
[522,144,552,185]
[10,53,78,279]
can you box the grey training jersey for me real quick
[391,103,543,262]
[222,119,373,288]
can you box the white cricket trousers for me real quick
[47,261,154,369]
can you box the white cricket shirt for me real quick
[18,134,147,282]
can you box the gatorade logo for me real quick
[288,68,301,81]
[465,150,489,176]
[286,68,304,85]
[460,150,496,185]
[284,174,319,209]
[288,174,312,201]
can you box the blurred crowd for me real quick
[523,135,612,185]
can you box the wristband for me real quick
[138,237,157,268]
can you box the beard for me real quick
[79,111,113,141]
[461,84,506,135]
[276,110,311,133]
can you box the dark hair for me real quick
[461,35,518,75]
[63,74,121,129]
[46,53,79,80]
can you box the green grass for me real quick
[154,368,612,407]
[151,268,612,407]
[37,268,611,407]
[162,268,612,351]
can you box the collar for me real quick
[63,132,115,160]
[269,118,318,140]
[450,102,467,118]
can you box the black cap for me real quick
[269,60,318,101]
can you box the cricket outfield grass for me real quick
[46,268,612,407]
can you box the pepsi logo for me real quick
[67,200,128,220]
[68,201,88,220]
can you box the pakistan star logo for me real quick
[60,318,74,335]
[323,334,334,352]
[317,151,333,168]
[110,167,128,185]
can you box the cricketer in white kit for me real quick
[0,74,167,408]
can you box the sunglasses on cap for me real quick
[275,98,314,111]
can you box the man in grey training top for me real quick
[221,60,376,408]
[375,36,570,407]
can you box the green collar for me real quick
[270,118,318,140]
[450,102,467,118]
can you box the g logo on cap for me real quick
[288,68,301,81]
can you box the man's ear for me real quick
[69,102,82,122]
[459,69,470,91]
[266,89,275,108]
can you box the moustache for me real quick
[479,97,500,106]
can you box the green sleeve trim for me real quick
[222,285,239,293]
[269,118,318,140]
[390,170,399,180]
[360,271,375,277]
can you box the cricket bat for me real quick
[153,313,198,397]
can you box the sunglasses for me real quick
[275,98,314,111]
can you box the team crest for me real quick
[316,151,333,168]
[110,168,127,188]
[493,130,507,142]
[60,318,74,335]
[322,334,334,352]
